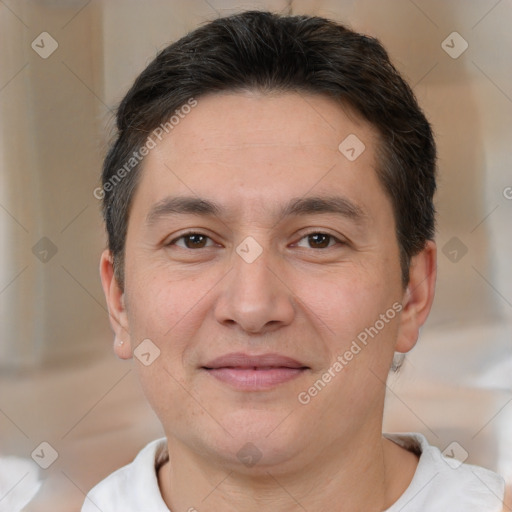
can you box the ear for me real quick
[395,240,437,353]
[99,249,133,359]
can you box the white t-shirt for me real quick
[82,433,505,512]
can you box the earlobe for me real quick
[395,241,437,353]
[99,249,133,359]
[113,336,132,360]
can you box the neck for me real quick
[158,427,418,512]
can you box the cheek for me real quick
[127,265,198,332]
[294,263,395,351]
[123,272,206,422]
[124,267,223,372]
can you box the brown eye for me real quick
[308,233,331,248]
[184,234,208,248]
[296,232,338,249]
[171,233,213,249]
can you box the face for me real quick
[101,91,436,473]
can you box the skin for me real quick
[100,91,437,511]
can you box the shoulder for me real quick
[384,432,506,512]
[81,438,169,512]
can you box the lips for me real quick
[203,352,307,370]
[202,352,309,390]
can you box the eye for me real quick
[295,232,341,249]
[169,232,215,249]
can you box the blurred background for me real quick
[0,0,511,510]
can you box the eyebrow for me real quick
[145,195,368,226]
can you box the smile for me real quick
[202,353,309,391]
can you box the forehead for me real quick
[156,90,375,159]
[131,91,385,220]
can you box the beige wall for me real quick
[0,0,108,368]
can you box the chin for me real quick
[197,408,307,471]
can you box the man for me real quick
[85,10,507,511]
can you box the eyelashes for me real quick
[169,232,215,249]
[168,231,346,250]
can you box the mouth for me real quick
[202,353,310,390]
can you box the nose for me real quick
[214,246,295,335]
